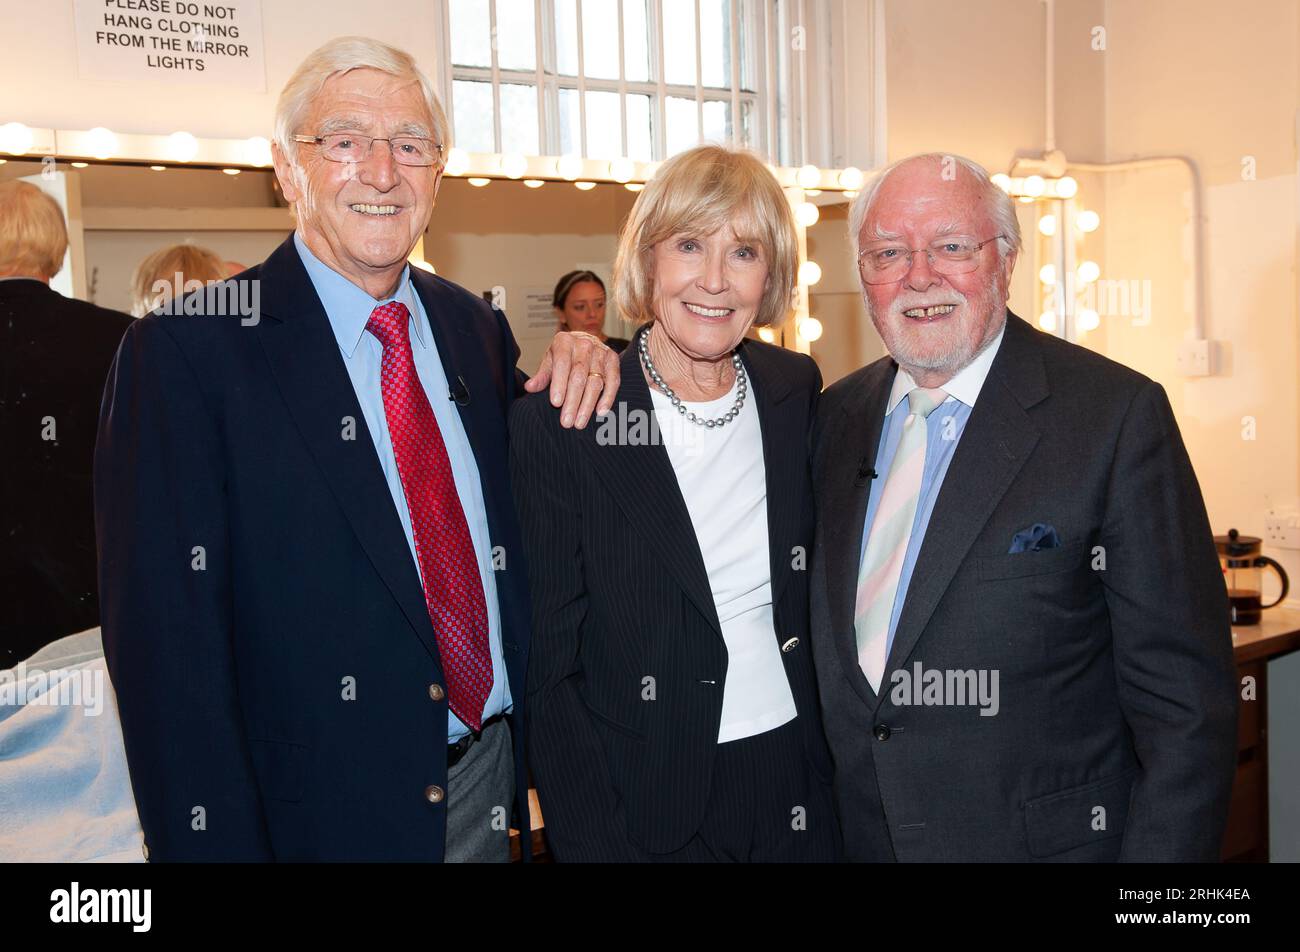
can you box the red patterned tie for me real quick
[366,301,493,731]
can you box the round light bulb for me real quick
[799,317,824,342]
[795,202,820,227]
[221,168,241,176]
[1038,310,1057,332]
[1023,174,1046,197]
[557,154,583,180]
[757,327,776,343]
[0,122,33,155]
[244,136,272,167]
[1038,264,1056,285]
[501,153,528,179]
[799,260,822,286]
[838,166,865,190]
[1076,209,1101,233]
[574,181,596,191]
[445,148,470,176]
[523,179,545,188]
[990,172,1012,193]
[1077,308,1100,331]
[624,183,644,192]
[1037,214,1057,237]
[1054,175,1078,198]
[86,127,119,160]
[1077,260,1101,284]
[167,131,199,163]
[609,157,635,183]
[467,177,491,187]
[796,164,821,189]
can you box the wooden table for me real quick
[1224,606,1300,861]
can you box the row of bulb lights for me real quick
[990,172,1103,335]
[0,122,854,344]
[3,123,1107,343]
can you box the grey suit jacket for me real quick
[810,311,1238,861]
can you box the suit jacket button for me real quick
[425,784,445,804]
[780,637,800,653]
[428,683,445,702]
[874,724,891,742]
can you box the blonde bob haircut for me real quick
[130,243,228,317]
[274,36,450,167]
[0,181,69,280]
[613,144,798,329]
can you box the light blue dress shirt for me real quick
[859,326,1006,665]
[294,234,511,742]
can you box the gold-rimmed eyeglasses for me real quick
[857,234,1006,284]
[293,133,445,168]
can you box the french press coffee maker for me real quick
[1215,528,1290,625]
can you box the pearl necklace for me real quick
[639,326,747,429]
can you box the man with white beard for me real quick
[809,153,1237,862]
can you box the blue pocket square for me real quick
[1008,523,1060,554]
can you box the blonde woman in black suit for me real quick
[510,145,840,862]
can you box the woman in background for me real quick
[552,270,629,353]
[130,243,227,317]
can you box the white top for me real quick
[649,369,798,743]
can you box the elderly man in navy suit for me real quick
[810,153,1238,862]
[96,36,619,862]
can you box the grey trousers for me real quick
[444,717,516,863]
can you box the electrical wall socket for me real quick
[1176,339,1216,376]
[1264,508,1300,549]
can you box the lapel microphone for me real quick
[854,457,877,486]
[449,375,471,406]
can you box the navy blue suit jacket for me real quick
[95,236,532,861]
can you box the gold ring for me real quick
[588,370,604,379]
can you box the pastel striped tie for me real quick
[854,387,947,692]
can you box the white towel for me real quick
[0,629,145,862]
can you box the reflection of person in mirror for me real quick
[553,270,628,353]
[129,242,227,317]
[512,145,840,862]
[0,180,133,667]
[810,152,1237,862]
[95,35,620,863]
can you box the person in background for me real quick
[129,242,228,317]
[514,145,839,862]
[0,180,133,665]
[553,270,628,353]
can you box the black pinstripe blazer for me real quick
[509,326,834,860]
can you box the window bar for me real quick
[435,0,456,148]
[653,0,668,159]
[535,0,547,155]
[729,0,741,146]
[576,0,589,158]
[489,0,503,153]
[617,0,628,159]
[764,0,778,163]
[790,0,800,163]
[694,0,704,144]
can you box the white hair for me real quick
[273,36,450,168]
[847,153,1022,262]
